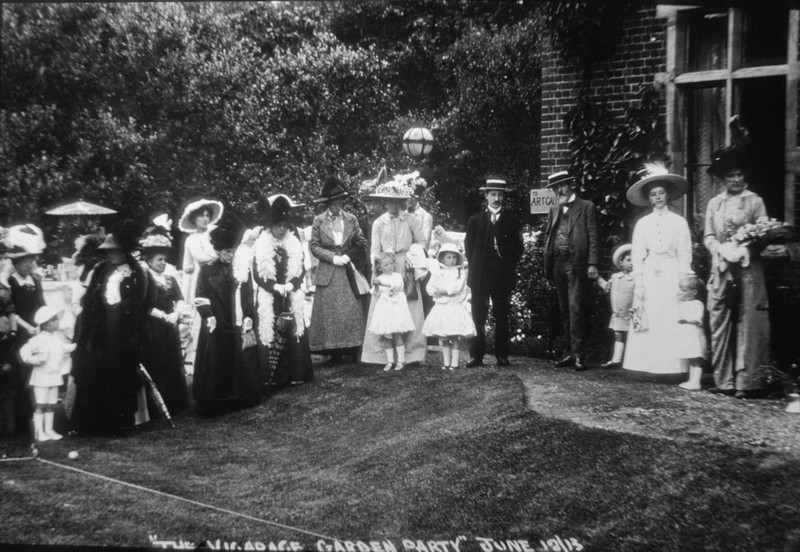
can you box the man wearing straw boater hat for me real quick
[464,175,524,367]
[542,170,599,371]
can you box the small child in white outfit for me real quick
[675,274,707,390]
[19,306,76,441]
[368,252,416,371]
[422,243,475,369]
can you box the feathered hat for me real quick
[139,227,173,256]
[178,198,224,233]
[5,224,45,259]
[263,195,293,226]
[98,219,141,252]
[626,162,688,207]
[209,215,240,251]
[707,115,752,179]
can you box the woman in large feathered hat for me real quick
[250,195,313,387]
[71,219,153,436]
[139,226,189,416]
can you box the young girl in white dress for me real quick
[676,274,708,390]
[422,244,476,370]
[368,252,415,371]
[19,306,76,441]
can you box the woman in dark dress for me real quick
[71,220,153,436]
[193,218,260,414]
[251,196,313,388]
[140,229,189,415]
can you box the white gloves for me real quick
[273,283,294,297]
[207,316,217,333]
[332,255,348,266]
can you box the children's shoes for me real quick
[383,363,394,372]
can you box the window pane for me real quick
[686,11,728,72]
[686,86,726,224]
[743,7,788,67]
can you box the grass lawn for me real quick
[2,360,799,551]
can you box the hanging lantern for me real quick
[402,127,434,160]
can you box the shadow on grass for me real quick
[2,362,799,551]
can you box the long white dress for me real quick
[623,208,693,374]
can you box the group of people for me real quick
[0,144,791,443]
[542,144,786,400]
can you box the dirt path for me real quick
[510,358,800,457]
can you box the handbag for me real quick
[276,295,296,336]
[348,262,371,296]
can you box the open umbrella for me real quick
[45,200,117,216]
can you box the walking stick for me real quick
[138,365,175,428]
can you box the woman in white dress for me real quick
[360,179,428,366]
[622,164,694,375]
[177,198,223,372]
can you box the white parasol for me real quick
[45,200,117,216]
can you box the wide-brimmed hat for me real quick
[545,170,574,189]
[268,194,305,208]
[264,195,293,226]
[139,228,173,256]
[626,163,688,207]
[436,242,465,267]
[178,198,224,233]
[99,220,140,252]
[34,305,63,326]
[612,244,633,269]
[209,216,240,251]
[370,179,413,200]
[707,146,750,179]
[5,224,45,259]
[479,175,512,193]
[313,176,350,204]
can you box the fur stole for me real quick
[253,230,305,345]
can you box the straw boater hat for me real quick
[436,242,465,267]
[313,176,350,204]
[612,243,633,270]
[178,198,224,233]
[479,175,512,193]
[625,163,689,207]
[34,305,63,327]
[707,146,750,179]
[6,224,45,259]
[545,170,574,189]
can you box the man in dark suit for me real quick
[542,170,599,370]
[464,176,524,367]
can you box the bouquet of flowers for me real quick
[732,217,788,249]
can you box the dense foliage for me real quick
[1,1,542,253]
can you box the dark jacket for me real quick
[465,209,524,292]
[543,197,599,279]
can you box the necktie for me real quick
[491,212,499,224]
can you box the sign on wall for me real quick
[530,188,557,215]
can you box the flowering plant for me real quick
[732,217,788,249]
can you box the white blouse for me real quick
[631,209,692,276]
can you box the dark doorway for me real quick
[736,76,786,220]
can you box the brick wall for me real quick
[539,6,667,185]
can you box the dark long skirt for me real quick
[308,266,365,351]
[72,306,141,435]
[268,327,313,388]
[193,325,260,415]
[141,318,189,416]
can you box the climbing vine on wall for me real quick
[564,84,668,244]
